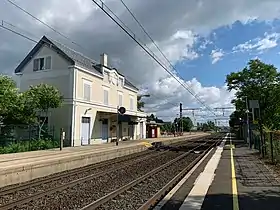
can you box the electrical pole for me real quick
[245,96,250,148]
[180,103,183,135]
[181,107,201,133]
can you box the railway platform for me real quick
[0,132,208,188]
[156,134,280,210]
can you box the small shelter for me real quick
[146,121,163,138]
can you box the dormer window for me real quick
[104,71,110,82]
[33,56,51,71]
[119,78,124,87]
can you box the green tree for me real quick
[137,95,145,111]
[26,84,63,139]
[0,75,18,122]
[175,117,193,132]
[0,75,36,125]
[161,122,172,132]
[226,59,280,130]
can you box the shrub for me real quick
[0,138,59,154]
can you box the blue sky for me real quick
[176,19,280,87]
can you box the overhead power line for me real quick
[6,0,217,117]
[93,0,216,116]
[118,0,215,114]
[5,0,88,53]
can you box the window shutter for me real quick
[84,83,91,101]
[119,94,122,106]
[45,56,51,69]
[130,97,134,110]
[33,59,39,71]
[104,90,109,105]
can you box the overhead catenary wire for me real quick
[5,0,90,55]
[118,0,216,114]
[5,0,217,117]
[0,22,217,123]
[92,0,217,116]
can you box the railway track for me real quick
[80,139,220,210]
[0,136,211,210]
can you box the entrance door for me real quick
[81,117,90,145]
[128,124,134,139]
[140,122,144,139]
[119,123,123,140]
[102,119,108,142]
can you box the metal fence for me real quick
[0,124,58,152]
[251,130,280,163]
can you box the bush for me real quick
[0,138,59,154]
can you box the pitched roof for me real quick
[14,36,138,90]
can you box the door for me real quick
[81,117,90,145]
[128,124,134,139]
[119,123,123,140]
[140,122,144,139]
[102,119,108,142]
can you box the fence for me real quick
[0,124,60,154]
[251,130,280,164]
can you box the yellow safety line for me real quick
[230,135,239,210]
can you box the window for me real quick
[83,80,92,101]
[119,78,124,87]
[130,96,134,110]
[118,93,123,106]
[45,56,51,69]
[33,56,51,71]
[104,71,110,82]
[104,89,109,105]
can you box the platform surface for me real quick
[158,133,280,210]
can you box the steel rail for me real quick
[0,149,154,195]
[0,135,208,196]
[0,136,215,210]
[80,141,211,210]
[0,149,169,209]
[138,139,222,210]
[0,138,207,209]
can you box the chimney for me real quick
[100,53,108,67]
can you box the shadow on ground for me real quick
[159,191,280,210]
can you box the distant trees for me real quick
[174,117,193,132]
[197,121,216,131]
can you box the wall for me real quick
[17,45,73,99]
[157,127,161,138]
[75,67,138,114]
[15,44,74,146]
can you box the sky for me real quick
[1,0,280,126]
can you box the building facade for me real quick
[14,36,146,146]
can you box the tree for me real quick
[226,59,280,130]
[137,95,145,111]
[197,121,216,131]
[0,75,18,122]
[0,75,36,125]
[26,84,63,139]
[161,122,172,132]
[147,114,164,123]
[174,117,193,132]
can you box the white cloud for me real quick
[2,0,280,123]
[233,32,280,53]
[211,49,224,64]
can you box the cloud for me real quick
[210,49,224,64]
[1,0,280,123]
[233,32,280,53]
